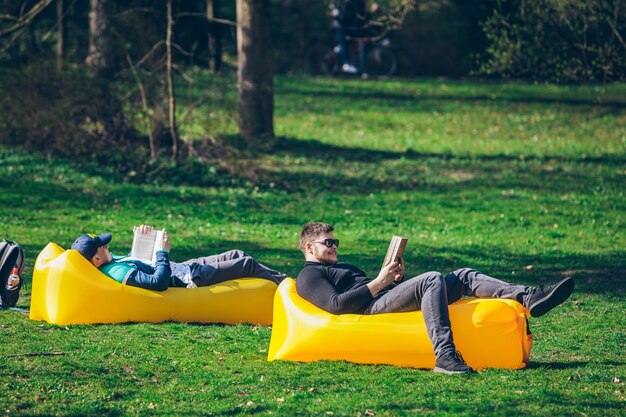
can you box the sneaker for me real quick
[341,63,359,74]
[526,277,575,317]
[433,350,474,374]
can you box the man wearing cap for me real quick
[72,225,286,291]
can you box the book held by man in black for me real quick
[382,235,408,267]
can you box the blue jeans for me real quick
[334,26,351,65]
[362,268,532,357]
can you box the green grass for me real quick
[1,75,625,416]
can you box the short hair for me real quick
[299,222,334,253]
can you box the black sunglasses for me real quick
[311,238,340,248]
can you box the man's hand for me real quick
[137,224,155,235]
[161,229,171,253]
[367,259,403,296]
[137,225,171,253]
[396,257,405,281]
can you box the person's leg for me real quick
[183,249,245,265]
[185,249,284,277]
[445,268,574,317]
[445,268,531,304]
[363,272,474,374]
[190,254,285,287]
[363,271,456,358]
[334,26,351,65]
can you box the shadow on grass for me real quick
[279,84,626,110]
[219,405,269,416]
[527,360,626,370]
[3,137,624,198]
[272,136,626,165]
[526,361,590,370]
[234,136,626,194]
[405,245,626,294]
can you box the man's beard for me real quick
[314,247,337,265]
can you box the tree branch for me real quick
[0,14,19,21]
[125,53,157,161]
[606,18,626,53]
[175,12,236,27]
[0,0,54,38]
[135,40,165,67]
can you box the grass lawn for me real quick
[1,75,625,416]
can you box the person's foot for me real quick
[274,273,288,283]
[433,350,475,374]
[341,63,358,74]
[525,277,574,317]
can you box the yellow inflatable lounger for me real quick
[268,278,532,370]
[30,243,278,326]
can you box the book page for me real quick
[150,230,164,264]
[130,227,163,263]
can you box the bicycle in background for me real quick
[321,35,397,77]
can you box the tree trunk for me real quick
[207,0,223,73]
[236,0,274,140]
[86,0,125,143]
[166,0,178,159]
[86,0,112,78]
[56,0,64,72]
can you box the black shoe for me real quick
[526,277,575,317]
[433,350,475,374]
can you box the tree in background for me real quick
[86,0,133,147]
[206,0,223,73]
[56,0,64,71]
[165,0,179,159]
[237,0,273,140]
[479,0,626,82]
[86,0,114,78]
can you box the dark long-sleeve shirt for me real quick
[296,261,374,314]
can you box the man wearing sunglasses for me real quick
[296,222,574,374]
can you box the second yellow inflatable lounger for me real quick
[268,279,532,370]
[29,243,277,326]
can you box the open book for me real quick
[129,227,164,264]
[382,235,408,267]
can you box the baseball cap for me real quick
[71,233,112,260]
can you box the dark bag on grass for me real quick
[0,239,25,308]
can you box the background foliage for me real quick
[3,0,623,80]
[1,0,624,169]
[479,0,626,82]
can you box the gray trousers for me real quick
[362,268,532,357]
[183,250,286,286]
